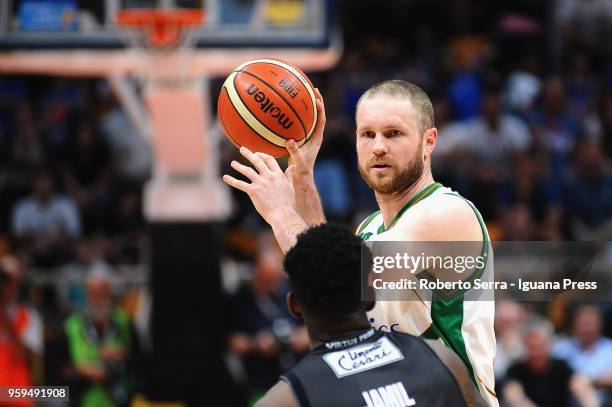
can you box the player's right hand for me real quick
[285,88,326,179]
[223,147,296,227]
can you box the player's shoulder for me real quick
[394,191,483,241]
[414,187,473,216]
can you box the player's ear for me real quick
[287,292,303,320]
[365,300,376,312]
[423,127,437,159]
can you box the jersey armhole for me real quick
[281,372,309,407]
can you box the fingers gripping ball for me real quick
[218,59,317,157]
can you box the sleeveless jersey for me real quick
[282,328,467,407]
[356,182,498,406]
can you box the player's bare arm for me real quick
[254,380,298,407]
[285,88,327,226]
[425,339,488,407]
[223,90,327,252]
[223,146,308,253]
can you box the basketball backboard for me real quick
[0,0,341,222]
[0,0,335,50]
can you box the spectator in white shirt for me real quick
[11,171,81,266]
[554,304,612,404]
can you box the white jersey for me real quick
[357,182,498,406]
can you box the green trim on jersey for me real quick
[426,192,490,388]
[357,182,442,241]
[356,210,381,236]
[429,293,478,387]
[383,182,442,232]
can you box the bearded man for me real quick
[223,80,498,405]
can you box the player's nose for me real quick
[372,133,388,156]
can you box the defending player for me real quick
[255,223,486,407]
[223,80,497,405]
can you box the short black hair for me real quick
[284,223,371,319]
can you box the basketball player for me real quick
[255,223,486,407]
[223,80,497,405]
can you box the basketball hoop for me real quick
[115,8,205,86]
[115,9,204,49]
[113,8,231,222]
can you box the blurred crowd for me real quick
[1,0,612,406]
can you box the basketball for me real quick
[218,59,317,157]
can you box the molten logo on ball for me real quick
[218,58,316,157]
[246,84,294,129]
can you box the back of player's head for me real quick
[357,79,435,133]
[284,223,371,320]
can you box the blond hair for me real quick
[357,80,434,133]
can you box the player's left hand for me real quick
[285,88,326,179]
[223,146,296,226]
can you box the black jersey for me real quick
[281,328,466,407]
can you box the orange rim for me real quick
[115,9,204,47]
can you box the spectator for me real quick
[529,77,582,172]
[104,186,145,264]
[0,255,43,406]
[464,88,532,168]
[11,170,81,267]
[494,300,526,380]
[499,203,537,240]
[61,121,113,234]
[563,140,612,240]
[438,87,531,218]
[504,54,542,117]
[227,238,309,402]
[554,304,612,404]
[98,96,152,183]
[565,51,598,118]
[498,152,563,240]
[58,239,113,313]
[504,320,600,407]
[556,0,612,58]
[10,104,46,170]
[62,268,135,407]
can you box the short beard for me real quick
[358,143,424,195]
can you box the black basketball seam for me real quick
[234,68,309,136]
[233,69,307,136]
[230,74,300,143]
[252,61,314,111]
[245,62,314,114]
[243,61,313,91]
[254,61,316,133]
[219,86,285,155]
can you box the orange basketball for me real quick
[218,59,317,157]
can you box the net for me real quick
[115,8,204,85]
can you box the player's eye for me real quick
[387,129,402,137]
[360,131,375,138]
